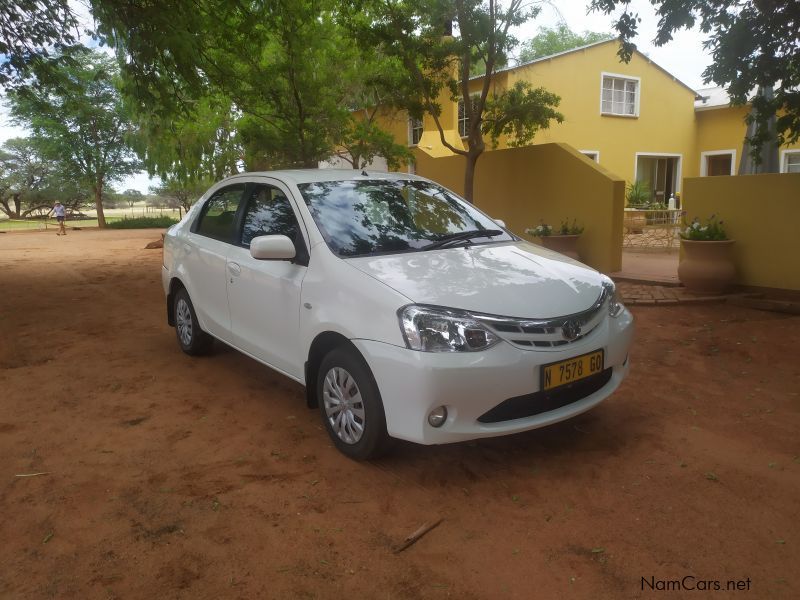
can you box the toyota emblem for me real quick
[562,320,581,340]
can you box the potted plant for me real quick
[677,214,736,294]
[525,219,584,261]
[624,180,651,232]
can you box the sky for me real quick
[1,0,713,194]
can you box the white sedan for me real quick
[162,170,634,459]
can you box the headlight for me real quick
[398,305,500,352]
[602,278,625,317]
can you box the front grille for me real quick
[477,368,613,423]
[476,287,610,350]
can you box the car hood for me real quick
[345,241,606,318]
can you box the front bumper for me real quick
[352,308,634,445]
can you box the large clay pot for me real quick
[540,234,581,261]
[678,239,736,295]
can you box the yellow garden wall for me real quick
[415,143,625,273]
[683,174,800,290]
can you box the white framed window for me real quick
[458,95,480,138]
[408,117,423,146]
[780,150,800,173]
[700,149,737,176]
[601,73,640,117]
[580,150,600,163]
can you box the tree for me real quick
[150,177,211,214]
[0,0,78,88]
[119,189,143,210]
[589,0,800,154]
[518,24,614,63]
[0,138,52,218]
[7,47,141,227]
[92,1,351,169]
[351,0,564,202]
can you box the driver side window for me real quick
[240,185,300,247]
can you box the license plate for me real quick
[541,350,604,391]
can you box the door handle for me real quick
[228,262,242,276]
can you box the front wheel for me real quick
[174,288,214,355]
[317,347,391,460]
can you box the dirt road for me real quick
[1,229,798,599]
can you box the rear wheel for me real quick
[317,347,391,460]
[174,288,214,355]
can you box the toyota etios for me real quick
[162,170,633,459]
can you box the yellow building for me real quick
[368,40,800,199]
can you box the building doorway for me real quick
[701,150,736,176]
[635,154,682,206]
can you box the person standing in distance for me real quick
[51,201,67,236]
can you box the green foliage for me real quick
[93,0,368,170]
[6,47,140,226]
[150,177,212,212]
[589,0,800,154]
[483,81,563,148]
[130,94,242,184]
[107,216,179,229]
[0,138,51,218]
[681,215,728,241]
[526,218,584,237]
[518,24,614,63]
[0,0,78,87]
[625,180,651,207]
[525,222,552,237]
[332,115,414,170]
[558,219,584,235]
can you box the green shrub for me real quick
[625,180,651,207]
[681,215,728,241]
[107,216,178,229]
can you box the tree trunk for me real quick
[12,193,22,218]
[463,151,482,203]
[95,183,106,228]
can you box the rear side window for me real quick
[240,185,300,246]
[195,185,246,242]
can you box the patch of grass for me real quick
[106,215,178,229]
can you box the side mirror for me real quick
[250,235,296,260]
[494,218,506,229]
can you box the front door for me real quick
[636,155,680,205]
[184,184,246,337]
[226,183,308,379]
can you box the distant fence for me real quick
[683,173,800,290]
[415,143,625,273]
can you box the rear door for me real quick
[184,184,246,337]
[226,181,309,379]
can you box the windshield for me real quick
[297,179,514,257]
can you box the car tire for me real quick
[173,288,214,355]
[317,347,392,460]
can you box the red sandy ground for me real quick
[0,229,798,599]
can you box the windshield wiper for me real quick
[420,229,504,251]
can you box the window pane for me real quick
[786,153,800,173]
[601,76,638,115]
[408,117,423,145]
[241,186,299,246]
[196,186,245,242]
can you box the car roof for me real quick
[222,169,428,186]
